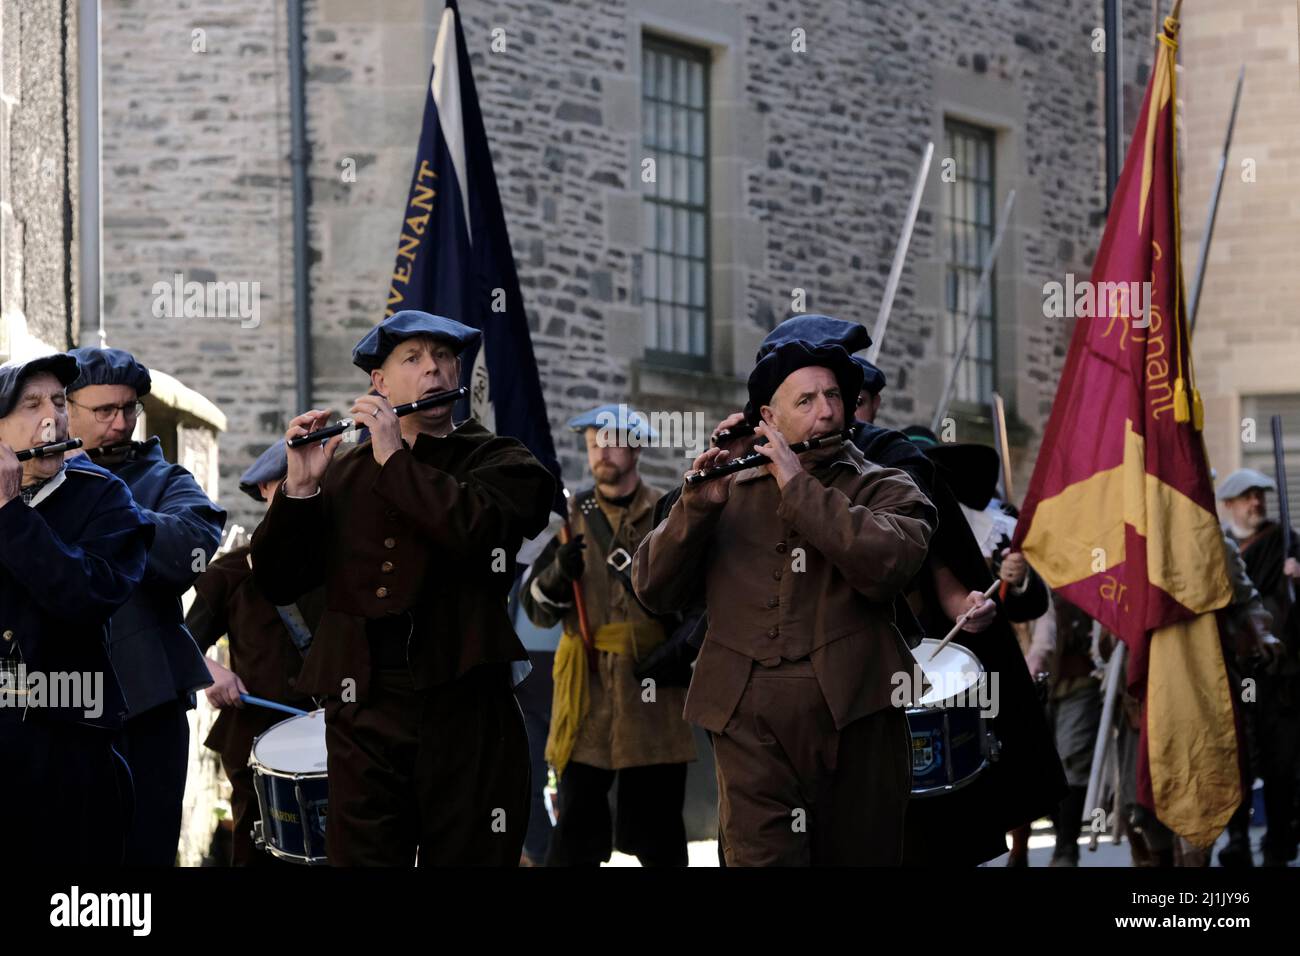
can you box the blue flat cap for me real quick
[352,310,481,373]
[745,340,863,425]
[239,439,288,502]
[567,403,658,442]
[67,347,152,397]
[1216,468,1276,501]
[851,355,887,395]
[0,354,81,418]
[757,314,872,362]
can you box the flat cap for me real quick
[744,340,863,425]
[756,313,872,362]
[567,403,658,442]
[352,310,481,373]
[1216,468,1276,501]
[0,353,81,418]
[239,439,288,502]
[67,347,152,397]
[851,355,887,395]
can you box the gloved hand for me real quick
[635,637,698,688]
[555,534,587,582]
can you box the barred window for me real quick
[1240,394,1300,521]
[942,120,997,405]
[641,37,710,367]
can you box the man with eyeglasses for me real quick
[66,346,226,866]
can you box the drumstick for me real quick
[927,581,1000,661]
[239,694,310,717]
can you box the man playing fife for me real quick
[633,340,935,865]
[253,310,555,866]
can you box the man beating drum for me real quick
[185,439,324,865]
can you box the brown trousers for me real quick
[323,663,530,866]
[711,659,911,866]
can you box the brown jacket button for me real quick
[375,587,389,599]
[767,627,779,639]
[381,561,394,573]
[383,537,396,549]
[767,596,778,609]
[772,569,782,581]
[775,542,787,553]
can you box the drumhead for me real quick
[911,639,984,707]
[251,709,327,774]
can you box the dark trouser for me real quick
[546,761,688,866]
[116,697,191,866]
[323,663,530,866]
[1048,684,1101,861]
[710,660,911,866]
[1,714,129,864]
[221,755,297,867]
[1255,672,1300,863]
[1050,786,1088,862]
[515,650,555,863]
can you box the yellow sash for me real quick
[545,621,666,778]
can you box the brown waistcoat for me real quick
[250,420,555,702]
[632,442,936,733]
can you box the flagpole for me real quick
[992,391,1014,502]
[288,0,313,413]
[867,142,934,364]
[929,190,1016,434]
[1104,0,1123,205]
[1188,66,1246,334]
[1084,640,1127,834]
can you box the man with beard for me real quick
[65,346,225,866]
[1217,468,1300,866]
[635,340,935,865]
[521,404,696,866]
[0,354,153,864]
[253,310,555,866]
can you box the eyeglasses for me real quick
[70,399,144,423]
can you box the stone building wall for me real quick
[98,0,296,518]
[0,0,79,360]
[1175,0,1300,478]
[97,0,1159,529]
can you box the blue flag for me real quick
[386,0,563,512]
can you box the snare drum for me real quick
[249,709,329,864]
[906,638,997,798]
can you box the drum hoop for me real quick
[260,842,329,866]
[909,757,991,798]
[247,762,329,782]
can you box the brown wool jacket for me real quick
[631,441,936,733]
[251,420,555,702]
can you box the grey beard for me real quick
[1226,518,1262,540]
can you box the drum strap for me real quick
[275,604,314,657]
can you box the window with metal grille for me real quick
[641,37,710,368]
[1239,394,1300,523]
[942,119,997,405]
